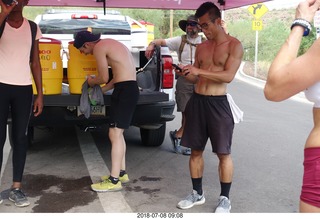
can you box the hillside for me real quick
[224,7,296,80]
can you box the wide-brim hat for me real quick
[178,15,198,32]
[74,31,101,49]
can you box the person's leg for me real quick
[10,85,33,187]
[300,200,320,212]
[217,154,233,197]
[91,126,125,192]
[109,127,125,179]
[0,84,10,207]
[215,154,233,213]
[175,112,185,138]
[177,149,205,210]
[91,81,138,192]
[172,78,193,154]
[9,85,32,207]
[0,85,10,175]
[207,95,234,213]
[190,149,204,194]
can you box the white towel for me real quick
[226,93,244,123]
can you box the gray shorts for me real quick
[181,93,234,154]
[175,76,194,112]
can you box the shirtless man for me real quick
[176,2,243,213]
[73,31,139,192]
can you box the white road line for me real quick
[76,126,133,213]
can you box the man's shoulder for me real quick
[228,34,241,43]
[166,35,182,42]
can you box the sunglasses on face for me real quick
[187,22,198,27]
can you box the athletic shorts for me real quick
[175,76,194,112]
[300,147,320,208]
[181,93,234,154]
[109,81,139,129]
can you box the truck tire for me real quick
[140,123,166,147]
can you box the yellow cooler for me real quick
[67,41,98,94]
[32,37,63,95]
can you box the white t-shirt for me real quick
[165,35,203,65]
[0,18,42,85]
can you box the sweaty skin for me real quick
[180,13,243,96]
[80,38,136,92]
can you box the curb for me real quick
[236,62,311,105]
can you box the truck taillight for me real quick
[162,56,174,89]
[71,14,98,19]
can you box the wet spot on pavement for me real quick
[138,176,162,182]
[125,186,160,195]
[22,174,97,212]
[125,176,162,195]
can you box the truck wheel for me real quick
[140,123,166,146]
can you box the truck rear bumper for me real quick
[29,100,175,128]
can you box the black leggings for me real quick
[0,83,33,183]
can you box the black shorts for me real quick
[109,81,139,129]
[181,93,234,154]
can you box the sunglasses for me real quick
[186,22,198,27]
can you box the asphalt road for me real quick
[0,66,313,214]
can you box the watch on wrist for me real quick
[290,18,312,36]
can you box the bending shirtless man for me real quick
[74,31,139,192]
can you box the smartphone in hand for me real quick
[172,63,182,71]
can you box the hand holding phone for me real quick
[172,63,182,71]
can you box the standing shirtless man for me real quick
[176,2,243,213]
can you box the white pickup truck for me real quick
[25,9,176,146]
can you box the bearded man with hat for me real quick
[145,15,204,156]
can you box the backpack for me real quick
[177,34,206,63]
[0,19,37,62]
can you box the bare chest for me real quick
[198,42,230,69]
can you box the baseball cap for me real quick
[73,31,101,49]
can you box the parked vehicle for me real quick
[9,10,175,147]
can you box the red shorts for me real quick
[300,147,320,208]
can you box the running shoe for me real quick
[100,173,130,183]
[183,148,191,155]
[214,196,231,213]
[91,179,122,192]
[9,188,30,207]
[177,190,205,209]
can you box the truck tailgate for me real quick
[38,90,169,106]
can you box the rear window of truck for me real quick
[38,19,131,35]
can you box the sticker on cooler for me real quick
[32,37,63,95]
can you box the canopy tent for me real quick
[27,0,272,10]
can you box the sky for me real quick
[263,0,304,10]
